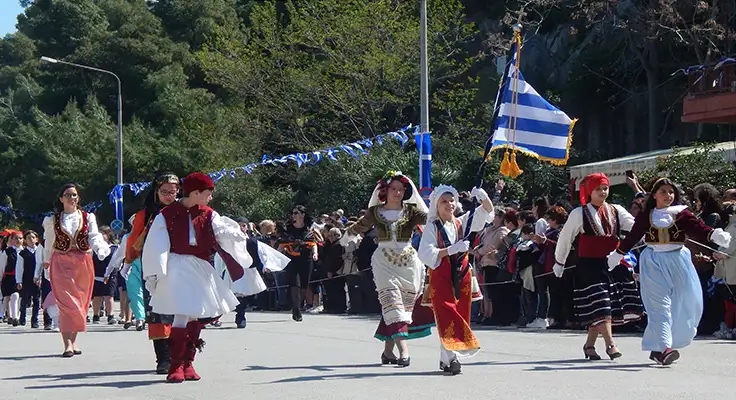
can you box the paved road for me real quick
[1,311,733,400]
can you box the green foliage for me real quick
[638,142,736,193]
[0,0,604,227]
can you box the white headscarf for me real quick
[427,184,459,224]
[367,171,428,214]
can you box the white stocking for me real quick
[47,304,59,320]
[9,292,19,319]
[172,314,192,328]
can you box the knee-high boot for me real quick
[153,338,171,375]
[183,321,204,381]
[290,287,303,322]
[166,328,187,383]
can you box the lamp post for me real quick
[40,56,124,221]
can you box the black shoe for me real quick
[61,351,74,358]
[397,357,410,368]
[381,353,398,365]
[156,361,170,375]
[606,344,622,360]
[439,361,450,372]
[583,345,602,361]
[92,315,100,324]
[31,321,39,329]
[651,349,679,366]
[292,307,303,322]
[447,359,461,375]
[19,320,26,326]
[73,350,82,355]
[11,318,18,327]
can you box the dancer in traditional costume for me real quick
[42,183,111,357]
[341,171,432,367]
[142,172,248,383]
[553,173,643,361]
[121,173,180,374]
[418,185,492,375]
[216,232,291,326]
[608,177,731,365]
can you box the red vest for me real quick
[159,202,244,281]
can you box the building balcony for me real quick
[682,61,736,124]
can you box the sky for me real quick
[0,1,24,37]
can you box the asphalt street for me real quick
[1,311,733,400]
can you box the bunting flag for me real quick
[489,28,577,179]
[108,124,416,203]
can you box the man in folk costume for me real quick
[142,172,249,383]
[553,173,644,361]
[418,185,493,375]
[215,224,291,328]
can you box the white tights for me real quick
[6,293,20,320]
[172,314,195,328]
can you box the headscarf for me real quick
[579,173,610,205]
[427,184,459,224]
[367,170,428,213]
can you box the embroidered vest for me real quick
[577,204,620,258]
[53,211,91,253]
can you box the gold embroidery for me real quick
[443,321,456,338]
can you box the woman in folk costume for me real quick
[120,173,180,374]
[608,178,731,365]
[216,228,291,327]
[42,183,111,357]
[341,171,433,367]
[142,172,248,383]
[418,185,492,375]
[553,173,643,361]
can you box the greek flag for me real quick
[621,251,637,272]
[490,35,576,164]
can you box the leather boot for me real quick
[183,321,204,381]
[290,287,303,322]
[153,338,171,375]
[166,328,187,383]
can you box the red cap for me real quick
[182,172,215,196]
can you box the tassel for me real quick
[508,152,523,178]
[500,150,511,177]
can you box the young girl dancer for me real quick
[609,177,731,365]
[418,184,492,375]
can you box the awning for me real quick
[568,141,736,188]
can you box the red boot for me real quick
[183,321,204,381]
[166,327,188,383]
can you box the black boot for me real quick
[153,338,171,375]
[290,287,303,322]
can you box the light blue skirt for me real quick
[639,246,703,352]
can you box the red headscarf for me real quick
[182,172,215,196]
[579,173,610,205]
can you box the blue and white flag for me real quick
[621,251,637,273]
[490,33,576,165]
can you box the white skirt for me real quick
[371,242,424,325]
[150,253,240,318]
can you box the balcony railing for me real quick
[687,62,736,96]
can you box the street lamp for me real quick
[40,56,124,221]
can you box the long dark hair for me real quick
[290,204,313,228]
[693,183,725,221]
[138,172,181,224]
[53,183,82,213]
[643,177,682,215]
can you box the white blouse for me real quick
[418,205,491,269]
[42,211,111,262]
[554,203,635,264]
